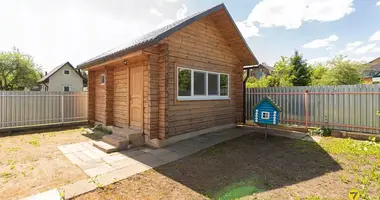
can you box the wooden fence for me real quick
[246,84,380,134]
[0,91,88,129]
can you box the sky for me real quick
[0,0,380,72]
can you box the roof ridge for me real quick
[77,3,229,69]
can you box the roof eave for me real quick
[77,40,157,70]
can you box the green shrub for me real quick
[308,127,332,137]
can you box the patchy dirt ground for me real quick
[75,133,380,200]
[0,127,106,200]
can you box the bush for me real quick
[308,127,332,137]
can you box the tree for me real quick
[290,50,310,86]
[310,56,363,86]
[0,48,42,90]
[246,57,295,88]
[310,64,329,86]
[270,56,295,87]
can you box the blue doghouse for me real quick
[253,96,282,125]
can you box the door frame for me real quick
[128,65,144,129]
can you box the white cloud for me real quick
[176,4,187,20]
[302,35,339,49]
[245,0,354,29]
[157,4,187,28]
[339,41,363,54]
[0,0,181,71]
[346,57,375,63]
[307,57,329,64]
[355,43,376,54]
[377,1,380,6]
[150,8,163,17]
[370,47,380,53]
[346,41,363,50]
[236,21,260,38]
[369,30,380,41]
[326,46,333,50]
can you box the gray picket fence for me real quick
[246,84,380,134]
[0,91,88,129]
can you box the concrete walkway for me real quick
[23,127,255,200]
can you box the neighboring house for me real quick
[247,63,273,79]
[77,4,258,148]
[363,57,380,84]
[39,62,86,91]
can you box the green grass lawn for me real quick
[290,137,380,200]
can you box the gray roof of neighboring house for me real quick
[39,62,85,83]
[77,3,258,69]
[363,63,380,77]
[243,63,273,71]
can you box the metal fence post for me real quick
[304,89,309,131]
[61,94,64,123]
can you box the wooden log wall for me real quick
[161,15,244,137]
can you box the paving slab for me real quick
[89,146,110,158]
[118,148,146,157]
[84,163,115,177]
[60,179,97,199]
[76,159,104,170]
[57,145,71,154]
[64,153,83,165]
[96,162,150,186]
[74,151,93,162]
[157,151,184,163]
[133,153,167,168]
[147,148,173,157]
[83,149,103,160]
[164,142,188,152]
[110,157,138,169]
[21,189,61,200]
[80,141,95,149]
[102,154,128,164]
[69,143,87,152]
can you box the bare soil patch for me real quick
[75,133,380,200]
[0,127,105,200]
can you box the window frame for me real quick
[261,111,270,120]
[63,69,70,75]
[177,67,230,101]
[63,86,71,92]
[100,74,105,85]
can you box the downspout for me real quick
[243,68,251,124]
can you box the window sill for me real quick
[177,96,230,101]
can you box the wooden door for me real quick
[129,66,143,128]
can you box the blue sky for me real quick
[191,0,380,65]
[0,0,379,71]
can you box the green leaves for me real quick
[0,48,41,90]
[290,50,311,86]
[310,55,363,86]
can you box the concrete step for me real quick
[111,126,142,138]
[102,134,130,150]
[93,141,118,153]
[93,126,145,153]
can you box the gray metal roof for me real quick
[77,3,258,69]
[39,62,84,82]
[363,63,380,77]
